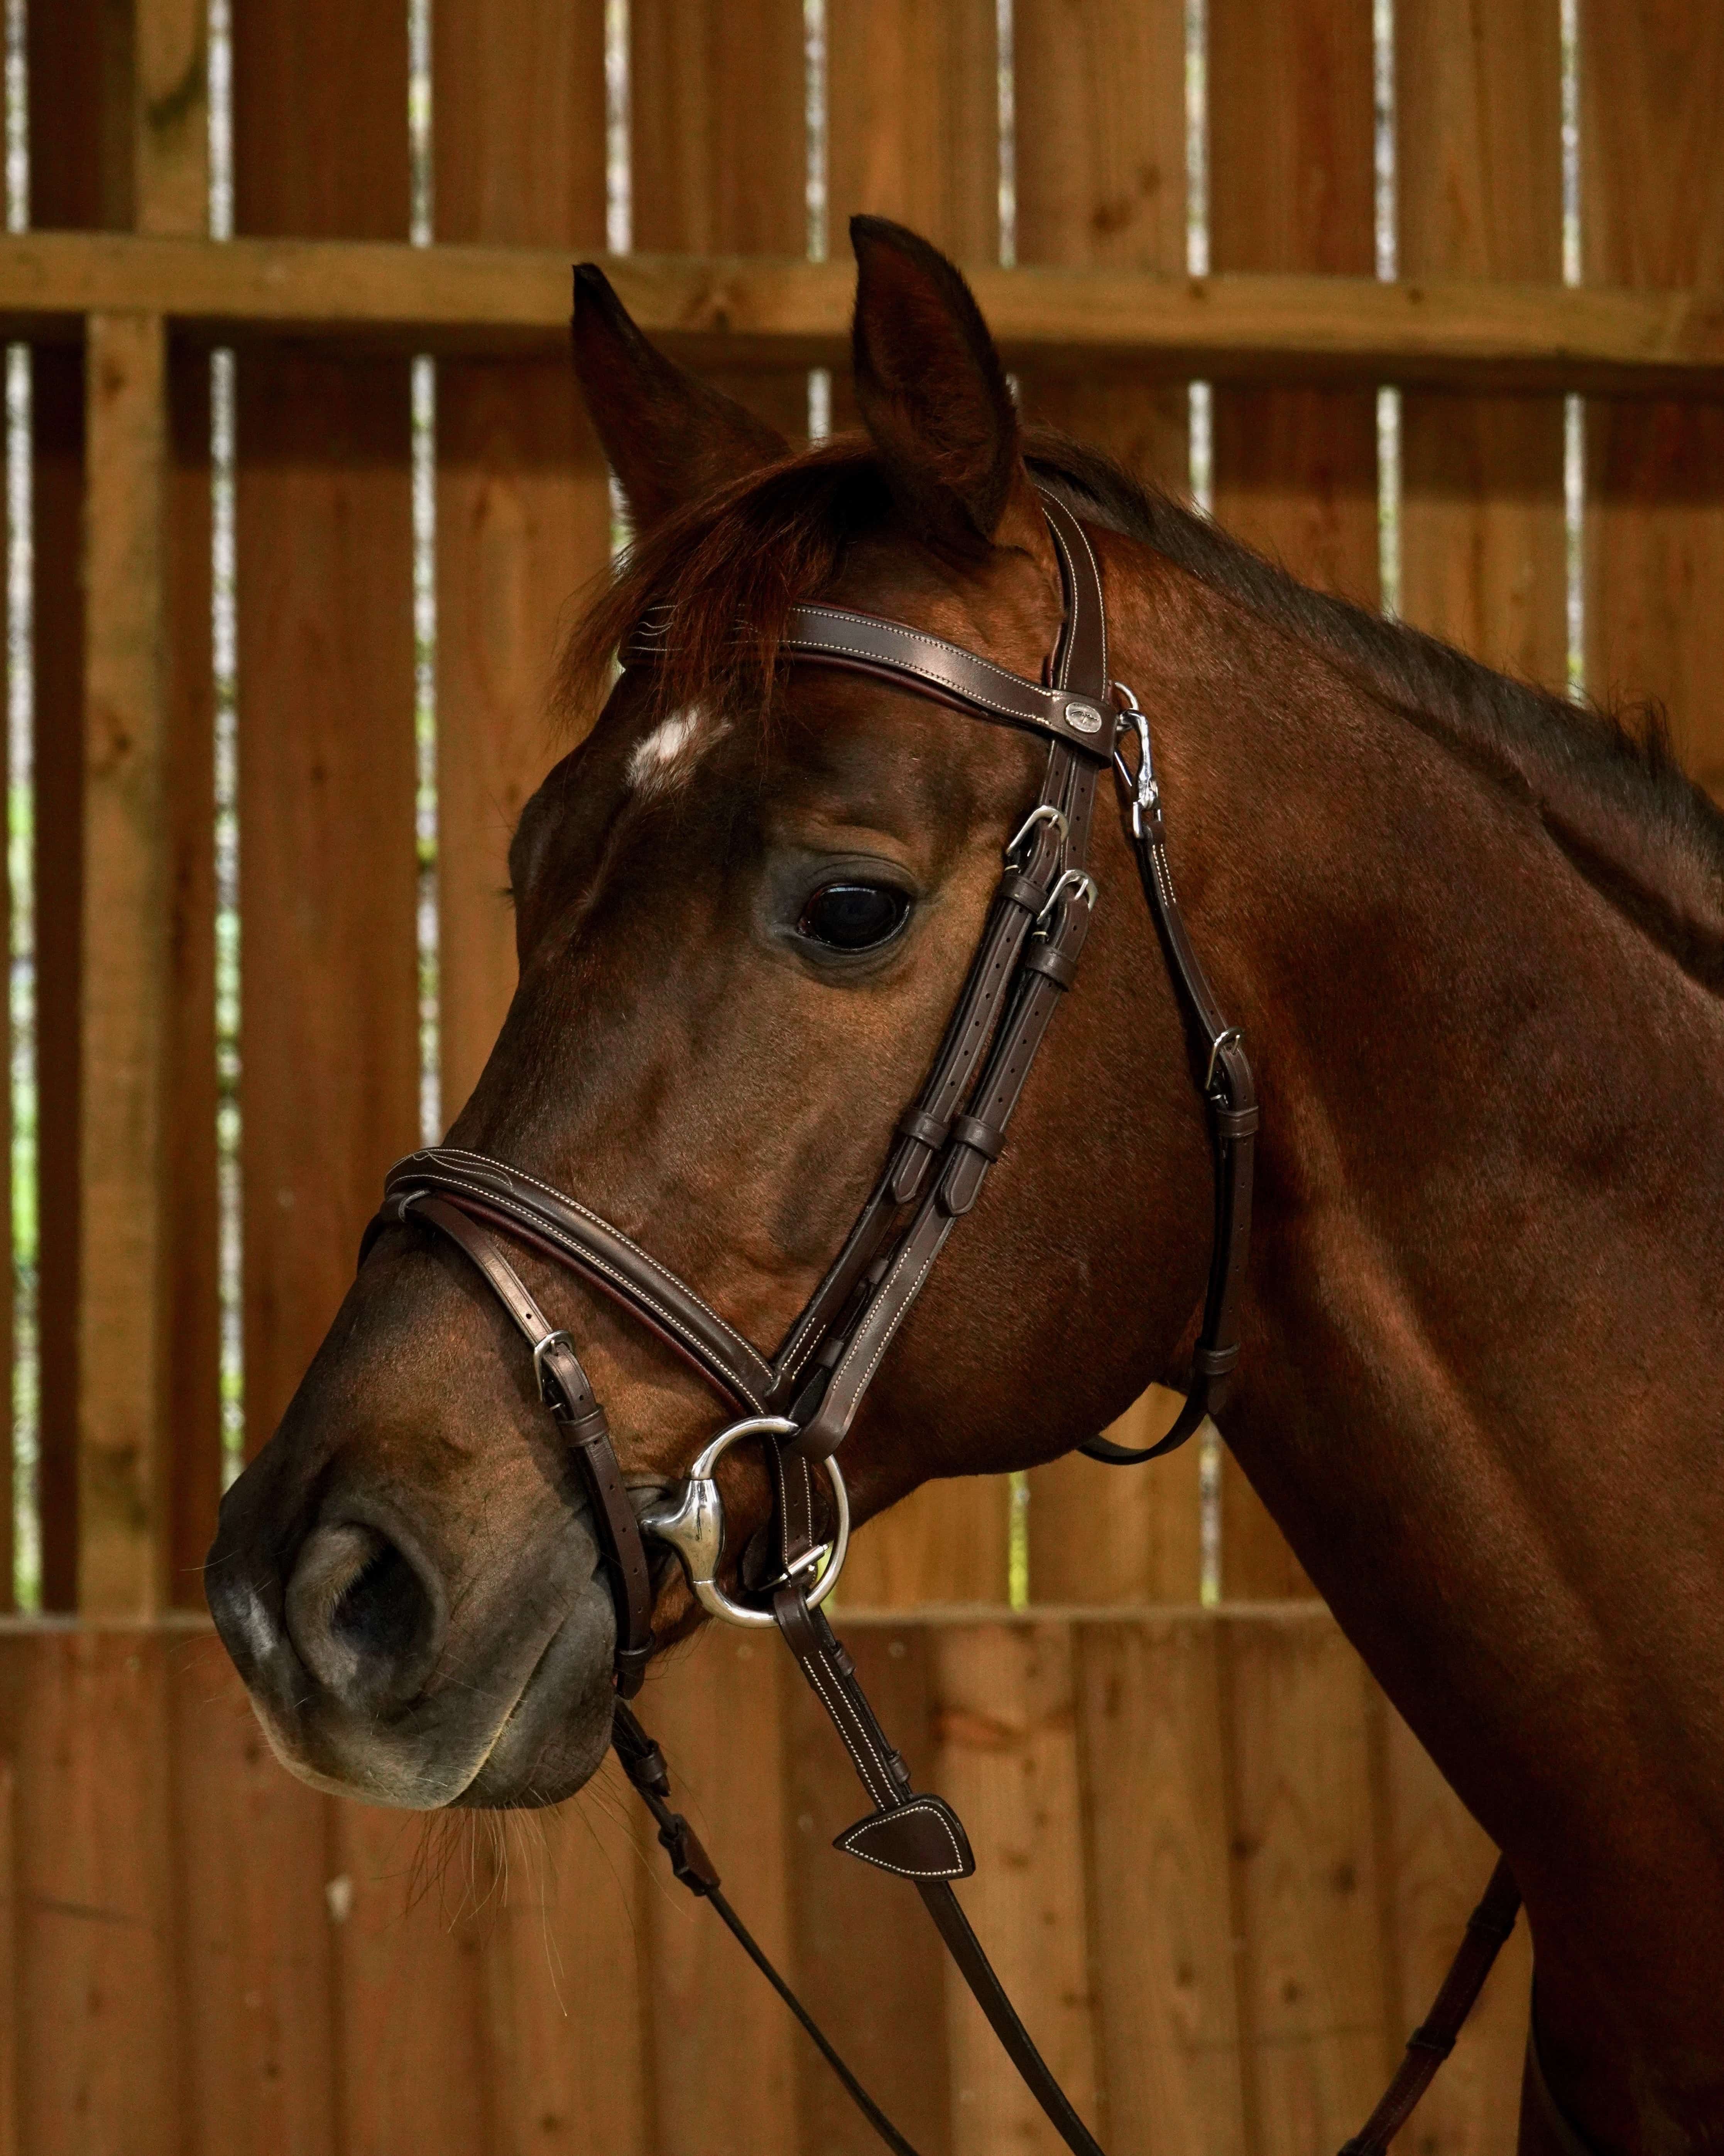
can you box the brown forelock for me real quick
[556,438,897,736]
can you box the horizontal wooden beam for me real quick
[3,230,1724,392]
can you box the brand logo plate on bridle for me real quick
[1064,700,1104,734]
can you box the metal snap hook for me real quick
[639,1416,852,1631]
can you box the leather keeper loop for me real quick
[949,1112,1004,1161]
[997,869,1048,914]
[895,1106,951,1151]
[1192,1342,1241,1378]
[613,1640,655,1698]
[565,1404,611,1448]
[1022,943,1077,989]
[1214,1104,1260,1139]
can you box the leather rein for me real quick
[358,491,1516,2156]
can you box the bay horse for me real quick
[207,218,1724,2153]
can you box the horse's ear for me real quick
[849,216,1033,557]
[571,264,790,532]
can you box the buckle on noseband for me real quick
[639,1416,851,1631]
[1034,868,1099,931]
[532,1327,580,1409]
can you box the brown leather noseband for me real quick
[356,491,1512,2156]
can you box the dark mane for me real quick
[560,429,1724,976]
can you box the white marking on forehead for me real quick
[626,706,712,797]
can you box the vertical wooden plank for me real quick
[838,1475,1011,1609]
[639,1627,798,2156]
[32,353,85,1612]
[433,0,614,1125]
[1207,0,1375,1603]
[170,1631,339,2156]
[1397,0,1566,684]
[165,355,221,1608]
[1222,1610,1389,2156]
[0,1759,15,2156]
[79,311,173,1617]
[825,0,997,264]
[1223,1445,1315,1605]
[27,0,131,231]
[931,1621,1097,2156]
[475,1774,651,2156]
[1581,1,1724,804]
[0,1629,179,2152]
[1073,1615,1247,2156]
[630,0,810,441]
[1014,0,1190,493]
[330,1802,491,2155]
[1029,1389,1202,1606]
[232,4,418,1450]
[1374,1691,1530,2156]
[1208,0,1379,603]
[133,0,211,237]
[779,1620,952,2156]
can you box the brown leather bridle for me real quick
[358,490,1514,2156]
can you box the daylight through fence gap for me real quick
[1560,0,1584,700]
[1185,0,1212,517]
[410,0,440,1146]
[1374,0,1401,620]
[208,0,244,1487]
[5,0,32,1603]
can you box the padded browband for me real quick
[778,605,1114,757]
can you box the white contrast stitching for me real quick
[837,1798,968,1879]
[427,1150,772,1384]
[409,1169,769,1412]
[801,1654,894,1810]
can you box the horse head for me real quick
[205,219,1213,1808]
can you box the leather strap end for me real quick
[659,1812,722,1896]
[895,1106,951,1153]
[835,1794,976,1881]
[613,1640,655,1698]
[938,1149,989,1219]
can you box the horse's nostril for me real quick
[285,1519,446,1711]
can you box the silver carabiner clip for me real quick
[1111,682,1158,840]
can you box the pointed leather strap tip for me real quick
[835,1794,975,1881]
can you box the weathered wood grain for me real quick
[232,3,419,1454]
[630,0,810,442]
[931,1622,1099,2156]
[432,0,614,1129]
[637,1628,799,2155]
[170,1630,339,2156]
[1582,0,1724,804]
[838,1477,1012,1609]
[1014,0,1190,491]
[1075,1616,1249,2155]
[78,311,172,1616]
[1029,1391,1202,1605]
[1223,1613,1389,2156]
[1398,0,1567,686]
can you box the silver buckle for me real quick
[1034,868,1099,932]
[1111,686,1158,839]
[1004,802,1067,865]
[532,1328,578,1408]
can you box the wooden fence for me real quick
[3,0,1721,2148]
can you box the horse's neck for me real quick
[1143,583,1724,2082]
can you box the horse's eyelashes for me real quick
[796,882,911,953]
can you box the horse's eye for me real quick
[797,882,910,952]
